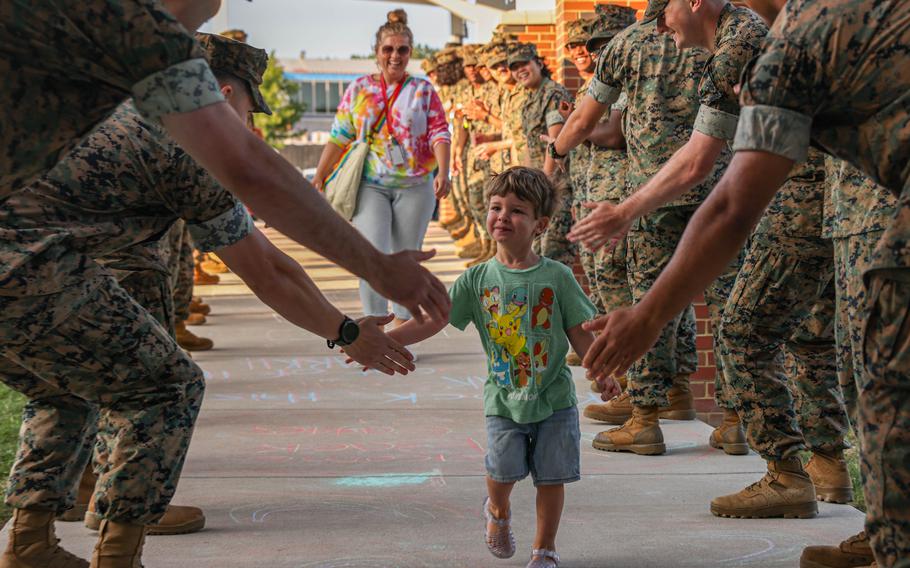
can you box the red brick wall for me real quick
[498,2,720,423]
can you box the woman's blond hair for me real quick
[374,9,413,51]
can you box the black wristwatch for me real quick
[547,141,566,160]
[327,316,360,349]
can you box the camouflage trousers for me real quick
[717,234,848,460]
[625,206,737,407]
[572,198,631,316]
[466,153,491,239]
[0,277,205,524]
[534,184,577,268]
[860,267,910,566]
[173,223,194,322]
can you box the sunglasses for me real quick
[380,45,411,56]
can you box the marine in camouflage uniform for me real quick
[432,48,471,234]
[586,18,735,426]
[508,43,576,267]
[565,7,636,316]
[461,45,499,245]
[716,148,852,508]
[729,0,910,561]
[0,28,254,542]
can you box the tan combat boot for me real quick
[458,239,483,260]
[188,299,211,316]
[184,312,206,326]
[799,531,874,568]
[192,265,219,286]
[90,520,145,568]
[711,457,818,518]
[451,220,474,241]
[57,466,96,522]
[805,449,854,504]
[200,253,229,274]
[662,374,697,420]
[1,508,88,568]
[175,321,213,351]
[592,405,666,455]
[85,501,205,536]
[709,408,750,455]
[583,390,632,424]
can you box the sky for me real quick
[202,0,554,60]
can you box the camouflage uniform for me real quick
[0,0,224,200]
[590,20,737,406]
[718,149,849,459]
[0,31,263,524]
[501,83,529,169]
[508,44,575,266]
[464,79,500,236]
[0,99,254,524]
[824,158,899,431]
[433,49,469,224]
[735,1,910,562]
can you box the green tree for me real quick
[253,51,305,148]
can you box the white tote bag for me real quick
[324,140,370,221]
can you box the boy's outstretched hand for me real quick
[592,375,622,401]
[342,314,415,375]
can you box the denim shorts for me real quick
[484,405,581,486]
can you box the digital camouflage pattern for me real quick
[0,0,222,199]
[502,85,529,167]
[0,281,204,524]
[464,81,501,234]
[733,2,910,561]
[591,22,730,205]
[691,4,766,141]
[826,159,897,426]
[521,77,575,266]
[753,149,827,242]
[173,224,196,323]
[717,236,844,460]
[0,102,253,523]
[625,207,701,405]
[0,102,253,306]
[196,32,272,115]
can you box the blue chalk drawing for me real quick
[334,469,442,488]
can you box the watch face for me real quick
[341,319,360,344]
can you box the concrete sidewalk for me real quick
[7,224,864,567]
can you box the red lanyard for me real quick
[379,74,407,135]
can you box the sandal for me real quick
[527,548,560,568]
[482,496,516,559]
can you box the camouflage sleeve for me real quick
[544,83,568,128]
[188,201,255,252]
[695,33,762,140]
[132,58,225,121]
[610,92,628,113]
[589,39,623,107]
[733,27,822,162]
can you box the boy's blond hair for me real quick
[485,166,562,218]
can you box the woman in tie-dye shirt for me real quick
[315,9,451,324]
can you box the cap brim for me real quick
[250,83,272,115]
[564,34,590,47]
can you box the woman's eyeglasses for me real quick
[380,45,411,56]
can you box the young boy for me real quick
[388,166,621,568]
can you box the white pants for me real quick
[351,178,436,319]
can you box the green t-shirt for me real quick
[448,257,596,424]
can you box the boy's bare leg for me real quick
[486,476,515,535]
[534,484,565,552]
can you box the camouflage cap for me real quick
[461,44,483,67]
[421,56,438,74]
[565,16,596,46]
[481,42,510,68]
[641,0,669,23]
[434,46,461,66]
[196,33,272,115]
[507,42,539,67]
[219,28,248,43]
[586,4,638,51]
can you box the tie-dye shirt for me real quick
[329,74,450,189]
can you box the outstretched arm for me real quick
[216,227,415,375]
[551,94,609,157]
[567,323,620,400]
[582,150,794,379]
[162,102,450,324]
[569,131,726,251]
